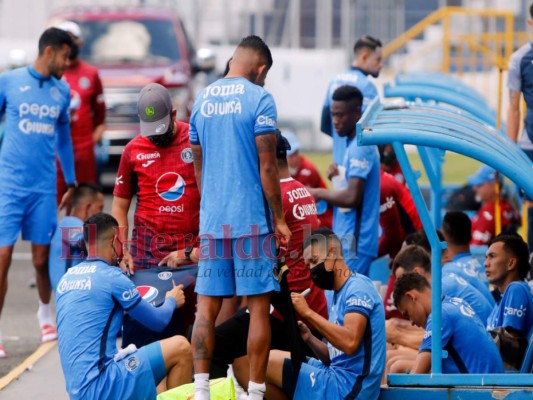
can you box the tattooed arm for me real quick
[255,133,291,245]
[191,144,203,190]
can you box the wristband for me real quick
[184,246,194,262]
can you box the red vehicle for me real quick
[49,7,214,178]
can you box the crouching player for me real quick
[56,213,192,399]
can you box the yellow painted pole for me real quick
[494,67,503,236]
[442,10,450,73]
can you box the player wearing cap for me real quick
[112,83,200,347]
[189,35,291,400]
[468,165,520,246]
[56,21,106,202]
[321,36,382,165]
[284,130,333,228]
[56,213,192,399]
[0,28,75,357]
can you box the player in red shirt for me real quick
[378,144,404,184]
[284,130,333,228]
[209,133,328,386]
[379,170,422,320]
[56,22,105,201]
[112,83,200,349]
[468,165,520,246]
[112,83,200,270]
[379,170,422,259]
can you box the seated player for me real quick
[265,228,385,399]
[485,234,533,369]
[56,213,192,399]
[392,272,504,374]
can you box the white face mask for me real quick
[289,167,298,177]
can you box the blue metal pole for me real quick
[392,141,443,374]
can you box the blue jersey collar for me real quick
[452,252,471,262]
[28,66,51,87]
[85,256,111,265]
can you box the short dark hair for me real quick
[72,182,103,208]
[331,85,363,115]
[393,272,430,308]
[490,234,531,280]
[393,245,431,274]
[303,227,341,253]
[38,27,73,55]
[530,3,533,19]
[238,35,273,70]
[83,212,118,244]
[404,229,445,254]
[442,211,472,245]
[276,131,291,160]
[353,35,382,56]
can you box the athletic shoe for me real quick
[40,324,57,343]
[0,344,7,358]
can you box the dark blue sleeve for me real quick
[320,105,332,136]
[128,296,177,332]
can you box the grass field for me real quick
[305,150,482,186]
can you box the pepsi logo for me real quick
[136,285,159,303]
[156,172,186,202]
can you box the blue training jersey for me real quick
[420,296,504,374]
[0,66,74,194]
[508,42,533,148]
[487,281,533,336]
[49,216,84,293]
[442,253,494,306]
[325,273,385,399]
[56,258,142,398]
[322,68,379,164]
[189,77,277,238]
[442,273,493,324]
[332,138,380,263]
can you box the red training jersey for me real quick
[378,171,422,259]
[63,60,105,153]
[471,199,521,245]
[292,155,333,228]
[113,121,200,264]
[275,178,328,323]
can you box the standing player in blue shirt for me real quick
[56,213,192,399]
[485,234,533,368]
[189,35,292,400]
[0,28,76,357]
[321,36,382,165]
[394,272,504,374]
[506,4,533,252]
[266,228,385,399]
[310,85,380,276]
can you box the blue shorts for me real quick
[0,189,56,246]
[85,342,165,399]
[195,234,280,296]
[283,357,341,399]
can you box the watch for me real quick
[184,246,194,262]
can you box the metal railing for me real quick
[383,6,516,74]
